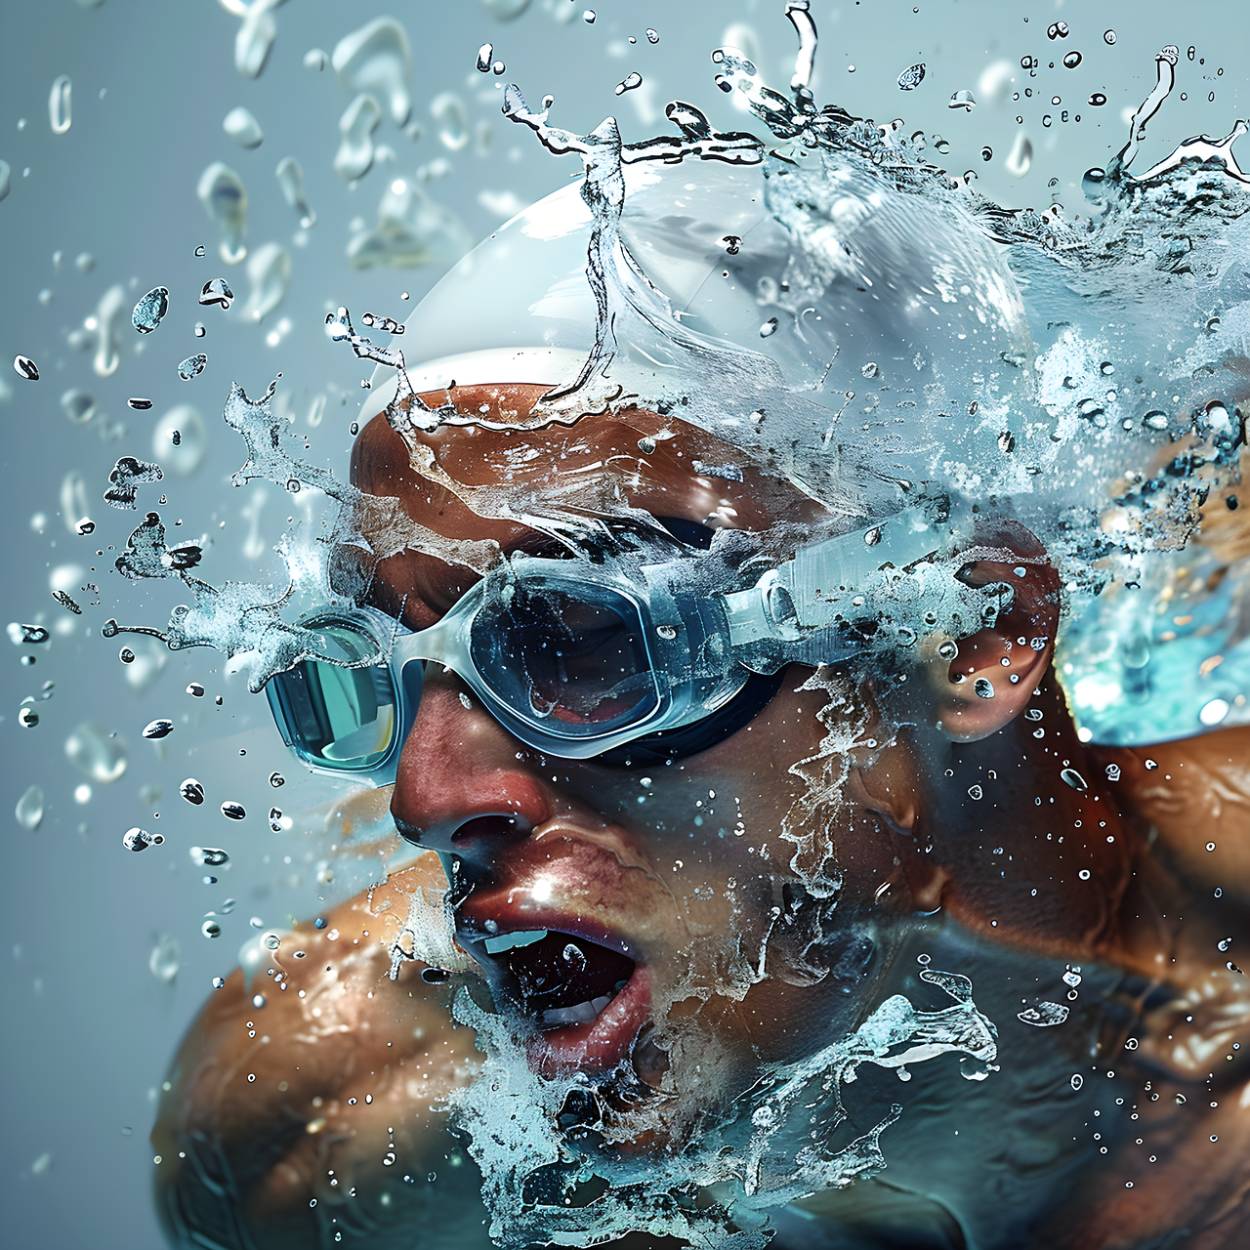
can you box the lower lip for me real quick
[526,964,652,1080]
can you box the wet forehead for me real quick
[346,384,819,624]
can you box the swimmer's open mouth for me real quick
[480,929,635,1028]
[456,912,652,1076]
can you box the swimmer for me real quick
[152,158,1250,1250]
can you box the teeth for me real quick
[481,928,548,955]
[539,993,615,1028]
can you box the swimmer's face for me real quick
[347,384,1060,1136]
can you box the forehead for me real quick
[345,383,818,624]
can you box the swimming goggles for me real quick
[265,502,999,779]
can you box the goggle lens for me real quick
[268,622,398,771]
[469,583,660,736]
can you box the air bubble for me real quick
[49,75,72,135]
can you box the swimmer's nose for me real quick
[390,669,551,862]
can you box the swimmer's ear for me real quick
[928,530,1061,742]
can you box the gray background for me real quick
[0,1,1241,1246]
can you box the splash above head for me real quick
[362,148,1034,526]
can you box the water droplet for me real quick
[191,846,230,868]
[1060,767,1088,792]
[177,353,207,382]
[131,286,169,335]
[967,784,984,800]
[974,677,996,699]
[897,63,926,92]
[759,316,779,338]
[13,355,39,382]
[198,277,234,310]
[15,785,45,831]
[1047,21,1070,40]
[333,17,413,126]
[201,918,222,940]
[476,43,494,73]
[268,771,285,788]
[223,106,263,150]
[1017,1001,1069,1027]
[1103,29,1117,46]
[180,778,205,806]
[645,28,659,44]
[122,827,162,852]
[1062,51,1083,70]
[197,163,247,263]
[1005,132,1033,177]
[241,243,290,322]
[430,92,468,152]
[65,722,127,783]
[149,934,180,983]
[18,705,39,729]
[221,801,246,821]
[335,94,382,180]
[1070,1073,1084,1091]
[49,74,72,134]
[1199,698,1230,727]
[152,405,206,475]
[275,156,315,229]
[948,89,976,111]
[0,160,10,203]
[615,72,642,96]
[8,622,49,645]
[561,942,588,971]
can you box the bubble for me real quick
[1062,51,1083,70]
[334,94,382,180]
[1047,21,1069,40]
[948,89,976,111]
[128,397,153,411]
[615,72,642,96]
[1088,92,1107,106]
[149,934,180,983]
[1070,1073,1084,1091]
[44,75,75,141]
[974,677,996,699]
[13,355,39,382]
[646,28,659,44]
[476,42,493,73]
[180,778,205,806]
[897,63,926,92]
[332,17,413,126]
[268,771,285,788]
[131,286,169,334]
[153,405,206,475]
[201,918,222,940]
[221,801,246,821]
[1103,29,1117,45]
[177,353,208,382]
[15,785,45,831]
[275,156,315,228]
[223,106,263,149]
[197,162,247,263]
[18,705,39,729]
[65,722,127,783]
[967,784,983,800]
[142,718,174,740]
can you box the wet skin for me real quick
[153,385,1250,1250]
